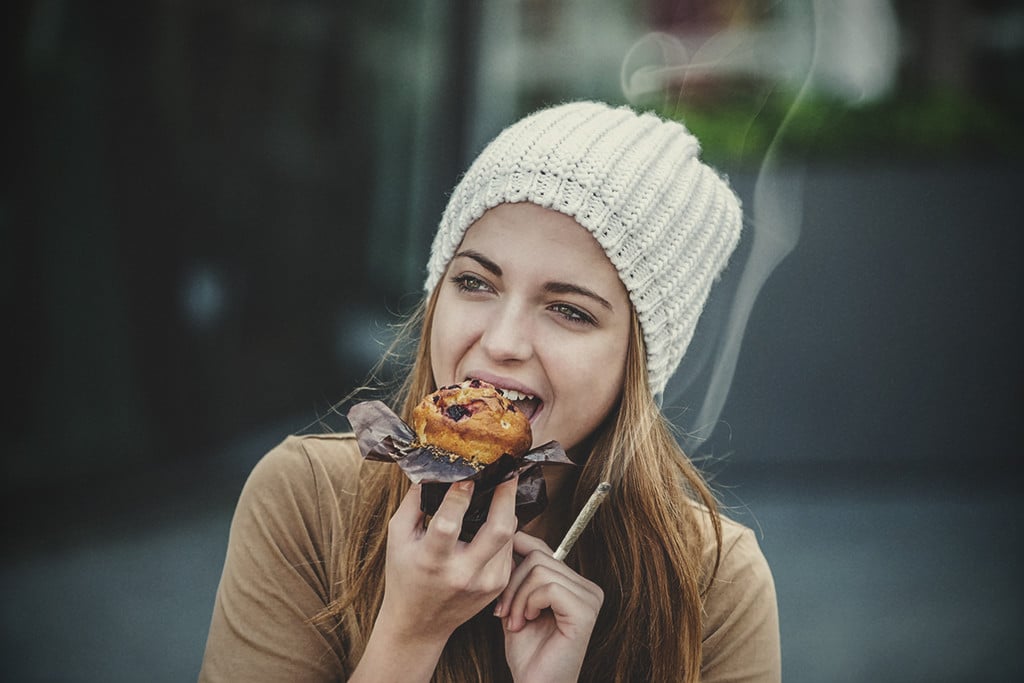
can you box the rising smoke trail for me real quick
[621,1,826,455]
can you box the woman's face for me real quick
[430,202,632,457]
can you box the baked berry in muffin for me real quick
[411,379,532,468]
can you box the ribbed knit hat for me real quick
[424,101,743,398]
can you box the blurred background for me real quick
[3,0,1023,681]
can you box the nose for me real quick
[479,299,534,363]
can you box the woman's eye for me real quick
[450,274,492,293]
[550,303,596,326]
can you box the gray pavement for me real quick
[2,470,1019,682]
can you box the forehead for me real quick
[459,203,624,286]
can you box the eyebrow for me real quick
[453,249,614,311]
[454,249,502,276]
[543,281,613,310]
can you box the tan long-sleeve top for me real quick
[199,434,781,681]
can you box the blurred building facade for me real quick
[7,0,1022,541]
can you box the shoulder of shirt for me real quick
[281,431,361,465]
[684,497,770,582]
[693,500,780,679]
[248,432,363,502]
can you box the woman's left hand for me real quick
[495,532,604,683]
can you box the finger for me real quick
[467,475,519,561]
[422,479,475,554]
[388,483,424,541]
[503,562,592,631]
[512,529,554,558]
[476,532,515,608]
[495,534,572,619]
[512,580,600,638]
[500,537,605,627]
[508,562,604,634]
[504,532,559,599]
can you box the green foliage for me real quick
[645,87,1024,166]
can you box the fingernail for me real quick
[456,480,474,492]
[493,601,502,617]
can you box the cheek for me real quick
[572,358,625,422]
[429,297,473,381]
[544,334,628,421]
[554,333,628,384]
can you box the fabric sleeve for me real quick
[198,436,348,682]
[700,524,782,683]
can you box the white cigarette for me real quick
[553,482,611,561]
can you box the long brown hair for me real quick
[321,288,723,682]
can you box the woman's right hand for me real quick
[378,475,519,643]
[350,476,518,682]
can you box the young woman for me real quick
[199,101,780,682]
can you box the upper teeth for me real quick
[501,389,534,402]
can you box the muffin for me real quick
[411,379,532,469]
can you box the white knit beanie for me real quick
[424,101,743,398]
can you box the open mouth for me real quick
[498,388,542,422]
